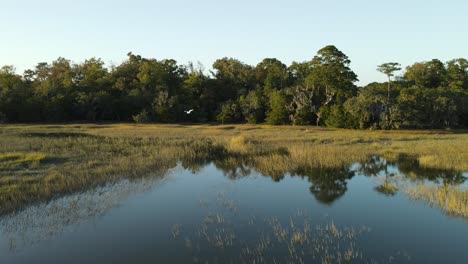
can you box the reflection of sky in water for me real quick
[0,157,467,264]
[462,173,468,188]
[0,172,173,252]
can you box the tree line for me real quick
[1,45,467,129]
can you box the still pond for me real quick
[1,156,467,263]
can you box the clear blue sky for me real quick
[1,0,467,85]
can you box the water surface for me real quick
[1,156,467,263]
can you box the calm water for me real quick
[1,156,467,263]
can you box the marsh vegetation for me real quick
[1,124,467,213]
[0,124,467,263]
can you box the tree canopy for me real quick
[1,45,467,129]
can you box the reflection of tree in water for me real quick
[195,152,466,205]
[396,155,466,186]
[178,138,228,173]
[357,155,390,176]
[355,154,466,196]
[180,158,212,173]
[213,158,252,179]
[355,155,399,196]
[258,169,286,182]
[294,166,355,205]
[208,154,357,204]
[213,158,287,181]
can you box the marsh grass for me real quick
[0,123,467,214]
[0,130,222,214]
[405,184,468,218]
[227,135,253,154]
[0,152,46,170]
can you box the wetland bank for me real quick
[0,124,467,263]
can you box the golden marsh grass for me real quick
[0,123,467,214]
[405,184,468,218]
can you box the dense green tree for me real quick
[109,53,144,120]
[74,58,111,120]
[217,100,242,124]
[0,66,38,122]
[265,90,289,125]
[132,109,151,123]
[343,85,388,129]
[255,58,289,92]
[324,104,352,128]
[404,59,446,88]
[446,58,468,90]
[397,86,461,128]
[304,45,358,125]
[288,61,314,85]
[239,89,265,124]
[181,62,213,122]
[0,47,467,129]
[285,85,315,125]
[212,58,254,100]
[28,58,76,121]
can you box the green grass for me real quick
[0,123,467,214]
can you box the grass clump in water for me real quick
[375,182,399,196]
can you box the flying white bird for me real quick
[184,109,194,114]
